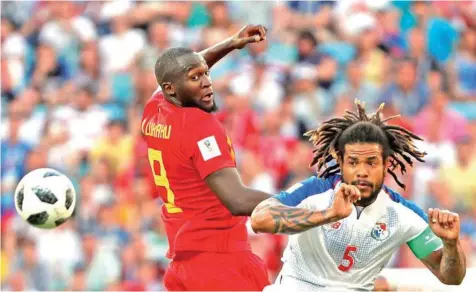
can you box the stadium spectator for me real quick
[1,2,475,290]
[1,100,31,204]
[11,237,51,291]
[1,17,27,98]
[448,27,476,101]
[429,134,476,214]
[380,58,430,117]
[414,90,469,142]
[405,27,439,81]
[335,59,381,111]
[90,119,133,176]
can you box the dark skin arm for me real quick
[199,24,267,69]
[421,208,466,285]
[250,183,361,234]
[205,167,271,216]
[199,25,267,216]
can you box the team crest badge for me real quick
[371,222,390,241]
[331,222,341,230]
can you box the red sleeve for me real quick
[183,110,236,179]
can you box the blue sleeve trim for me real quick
[385,186,428,222]
[274,175,340,206]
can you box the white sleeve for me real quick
[73,17,97,42]
[395,203,443,259]
[402,207,429,242]
[298,189,334,211]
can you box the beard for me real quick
[182,99,218,113]
[342,170,385,207]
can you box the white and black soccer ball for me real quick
[14,168,76,229]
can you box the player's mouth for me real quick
[354,181,372,190]
[201,91,214,103]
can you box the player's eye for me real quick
[349,161,357,166]
[191,75,199,81]
[205,71,210,76]
[368,161,377,166]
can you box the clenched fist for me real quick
[232,24,267,49]
[330,183,361,220]
[428,208,460,244]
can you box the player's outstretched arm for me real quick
[250,197,336,234]
[205,167,272,216]
[421,208,466,285]
[251,183,361,235]
[199,24,267,68]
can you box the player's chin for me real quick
[200,100,218,113]
[356,186,373,198]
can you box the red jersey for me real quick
[141,91,250,259]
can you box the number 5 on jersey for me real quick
[148,149,183,214]
[338,245,358,272]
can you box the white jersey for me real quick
[265,175,443,292]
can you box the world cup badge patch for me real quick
[371,222,390,241]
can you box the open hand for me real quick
[428,208,460,244]
[232,24,267,49]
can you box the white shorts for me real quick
[263,273,369,292]
[263,274,328,292]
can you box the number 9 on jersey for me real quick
[148,148,183,214]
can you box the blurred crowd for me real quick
[1,0,476,290]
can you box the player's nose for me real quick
[355,167,369,178]
[201,75,212,88]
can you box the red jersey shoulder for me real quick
[181,108,231,152]
[182,107,222,131]
[181,109,236,174]
[143,89,164,117]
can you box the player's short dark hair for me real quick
[298,30,318,47]
[155,47,194,85]
[398,56,418,68]
[77,82,96,96]
[305,100,426,189]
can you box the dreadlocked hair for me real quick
[304,99,426,189]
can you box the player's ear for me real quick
[384,157,390,172]
[162,82,175,97]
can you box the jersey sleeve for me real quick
[385,187,443,259]
[274,175,340,207]
[183,111,236,179]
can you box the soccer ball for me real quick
[14,168,76,229]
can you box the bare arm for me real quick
[421,241,466,285]
[199,38,239,69]
[251,197,337,234]
[421,208,466,285]
[199,25,266,69]
[205,167,270,216]
[251,183,361,234]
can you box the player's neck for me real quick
[165,94,183,108]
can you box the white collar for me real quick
[153,86,162,95]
